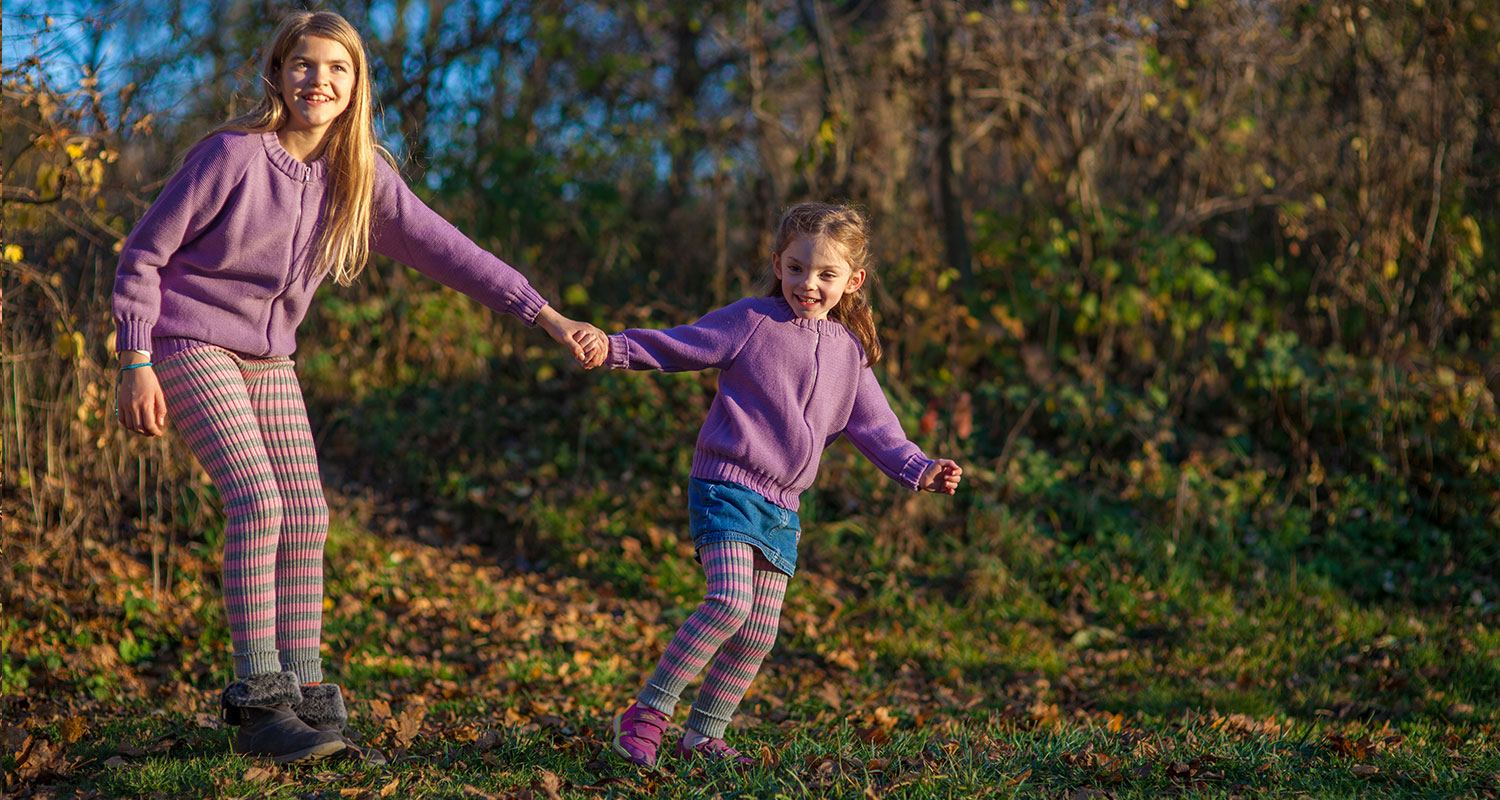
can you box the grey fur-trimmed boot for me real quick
[221,671,346,764]
[294,683,388,765]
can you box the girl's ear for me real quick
[772,251,784,282]
[846,268,866,294]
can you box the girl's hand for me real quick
[572,328,608,369]
[919,459,963,494]
[117,365,168,436]
[536,306,606,368]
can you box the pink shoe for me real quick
[610,703,669,767]
[673,734,757,767]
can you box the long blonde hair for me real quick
[209,10,390,286]
[765,202,883,366]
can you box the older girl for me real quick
[113,10,601,764]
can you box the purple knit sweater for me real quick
[607,296,933,510]
[113,131,547,359]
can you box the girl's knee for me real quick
[225,492,285,529]
[700,588,754,629]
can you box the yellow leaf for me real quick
[56,330,85,361]
[379,778,400,798]
[3,244,21,263]
[59,717,88,743]
[66,142,84,159]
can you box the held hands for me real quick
[571,328,608,369]
[535,305,607,369]
[919,459,963,495]
[116,362,168,437]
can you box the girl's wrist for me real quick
[534,305,564,332]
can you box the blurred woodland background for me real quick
[2,0,1499,796]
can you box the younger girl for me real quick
[599,202,963,766]
[112,11,602,764]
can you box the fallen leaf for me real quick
[58,717,87,743]
[536,769,564,800]
[1008,768,1032,785]
[379,777,400,797]
[195,713,222,730]
[243,766,275,782]
[531,714,572,734]
[103,756,128,768]
[1352,764,1380,777]
[387,700,426,750]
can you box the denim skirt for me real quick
[688,478,801,576]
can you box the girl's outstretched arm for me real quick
[607,299,765,372]
[369,158,549,325]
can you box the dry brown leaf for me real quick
[536,769,564,800]
[243,765,276,782]
[388,701,427,750]
[1352,764,1380,777]
[379,777,400,797]
[1008,768,1032,785]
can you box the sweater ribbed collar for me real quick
[261,132,327,182]
[768,296,854,335]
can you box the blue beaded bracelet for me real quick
[120,361,153,371]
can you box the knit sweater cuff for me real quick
[507,284,548,327]
[116,319,155,353]
[607,333,631,369]
[900,454,934,491]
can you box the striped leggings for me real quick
[156,346,328,683]
[638,542,789,739]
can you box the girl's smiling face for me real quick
[773,235,866,320]
[279,35,355,137]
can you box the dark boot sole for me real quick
[236,739,347,765]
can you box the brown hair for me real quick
[208,10,391,286]
[765,202,882,366]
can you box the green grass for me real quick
[6,507,1497,799]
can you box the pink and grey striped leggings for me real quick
[637,542,789,739]
[157,346,328,683]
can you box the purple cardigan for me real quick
[607,297,933,510]
[113,131,547,360]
